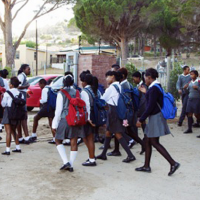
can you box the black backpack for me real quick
[7,91,26,121]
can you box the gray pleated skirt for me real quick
[81,122,95,137]
[144,112,171,138]
[186,98,200,114]
[55,118,83,140]
[106,105,125,134]
[2,107,18,125]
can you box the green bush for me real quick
[168,63,183,100]
[0,58,2,63]
[4,66,12,78]
[125,63,138,84]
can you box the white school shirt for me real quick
[148,80,160,89]
[1,88,24,107]
[3,78,9,91]
[81,85,91,120]
[18,72,27,92]
[52,86,73,129]
[40,86,49,104]
[101,81,121,106]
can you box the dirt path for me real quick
[0,115,200,200]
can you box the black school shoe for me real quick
[60,162,71,170]
[77,138,83,146]
[196,135,200,138]
[177,122,182,127]
[184,129,193,134]
[0,129,2,133]
[168,162,180,176]
[12,149,21,153]
[135,166,151,173]
[66,167,74,172]
[82,159,97,166]
[107,151,121,156]
[122,156,136,163]
[193,123,200,128]
[2,151,10,155]
[31,136,37,141]
[128,141,136,149]
[96,154,107,160]
[48,140,56,144]
[0,136,2,141]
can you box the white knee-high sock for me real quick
[56,144,68,164]
[70,151,77,167]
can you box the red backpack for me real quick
[61,89,88,126]
[0,86,6,104]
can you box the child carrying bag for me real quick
[61,89,88,126]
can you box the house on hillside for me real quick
[1,44,55,73]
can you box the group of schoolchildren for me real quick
[176,65,200,137]
[0,63,180,177]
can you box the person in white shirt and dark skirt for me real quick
[17,64,32,144]
[1,77,23,155]
[32,79,55,143]
[52,74,83,172]
[136,68,180,176]
[80,72,98,166]
[97,71,136,163]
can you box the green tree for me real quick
[20,41,37,48]
[0,0,74,69]
[74,0,155,67]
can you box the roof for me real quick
[60,46,116,52]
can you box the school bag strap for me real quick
[112,84,121,93]
[60,89,80,100]
[6,90,22,99]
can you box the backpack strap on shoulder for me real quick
[6,91,15,100]
[113,84,120,93]
[61,89,71,101]
[76,90,80,98]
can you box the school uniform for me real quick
[38,86,54,118]
[1,88,24,125]
[17,72,28,116]
[52,87,83,140]
[176,74,191,124]
[81,85,96,137]
[101,82,125,134]
[137,81,147,118]
[3,78,9,91]
[186,79,200,114]
[139,80,171,138]
[0,77,5,119]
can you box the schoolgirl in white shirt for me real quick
[1,77,23,155]
[52,73,82,171]
[96,71,136,163]
[80,72,100,166]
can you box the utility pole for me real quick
[36,20,38,75]
[99,38,101,55]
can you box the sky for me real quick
[0,0,74,37]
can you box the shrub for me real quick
[4,66,12,78]
[125,62,138,84]
[168,63,183,100]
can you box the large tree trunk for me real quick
[4,5,15,69]
[133,37,137,55]
[154,35,157,58]
[120,37,128,67]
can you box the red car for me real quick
[26,74,60,111]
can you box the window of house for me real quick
[15,51,20,59]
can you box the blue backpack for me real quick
[47,87,58,111]
[84,88,107,126]
[124,84,140,111]
[113,85,134,122]
[154,84,177,119]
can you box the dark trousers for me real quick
[179,93,189,124]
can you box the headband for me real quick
[64,74,74,80]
